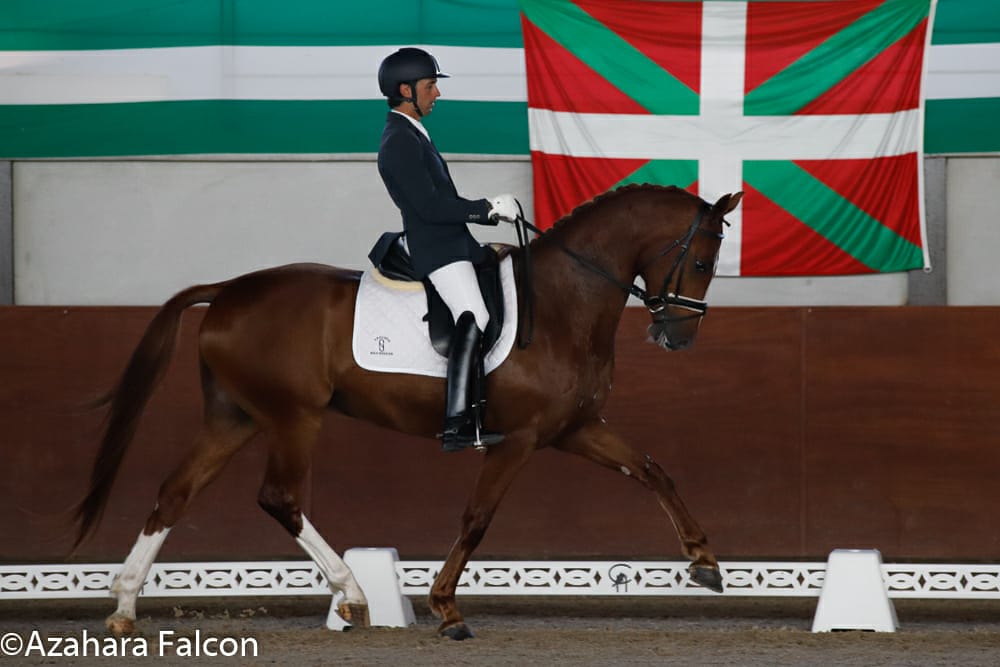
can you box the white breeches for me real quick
[427,260,490,331]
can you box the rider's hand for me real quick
[488,194,521,224]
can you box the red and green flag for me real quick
[521,0,932,276]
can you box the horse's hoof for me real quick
[439,622,475,641]
[337,602,371,628]
[105,613,135,636]
[689,564,724,593]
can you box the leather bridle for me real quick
[513,203,724,347]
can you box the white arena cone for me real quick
[811,549,898,632]
[326,547,415,630]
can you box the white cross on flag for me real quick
[522,0,932,276]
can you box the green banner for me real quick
[0,0,524,50]
[0,0,997,157]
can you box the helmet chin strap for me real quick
[403,81,422,118]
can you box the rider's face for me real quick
[410,78,440,116]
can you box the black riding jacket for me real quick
[376,111,497,278]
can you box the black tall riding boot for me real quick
[441,311,504,452]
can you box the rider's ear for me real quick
[398,82,412,99]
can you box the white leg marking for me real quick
[110,527,170,620]
[296,514,367,604]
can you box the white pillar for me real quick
[327,548,415,630]
[812,549,898,632]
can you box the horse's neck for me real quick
[538,201,647,287]
[531,206,640,344]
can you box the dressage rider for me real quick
[374,47,521,452]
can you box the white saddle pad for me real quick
[352,257,517,377]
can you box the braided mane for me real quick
[547,183,698,234]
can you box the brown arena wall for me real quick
[2,306,999,563]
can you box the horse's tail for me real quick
[70,282,224,554]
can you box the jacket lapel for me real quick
[390,112,458,193]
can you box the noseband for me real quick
[631,204,721,324]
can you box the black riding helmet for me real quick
[378,47,450,115]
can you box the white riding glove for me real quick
[488,194,521,224]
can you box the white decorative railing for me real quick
[2,561,999,600]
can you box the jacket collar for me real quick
[389,109,430,142]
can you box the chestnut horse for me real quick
[74,184,743,640]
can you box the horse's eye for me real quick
[695,260,708,272]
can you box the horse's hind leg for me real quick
[554,417,723,592]
[256,413,369,628]
[106,403,258,635]
[105,524,170,635]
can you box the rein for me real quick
[511,202,721,349]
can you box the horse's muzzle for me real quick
[648,307,706,350]
[648,320,694,351]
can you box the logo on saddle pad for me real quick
[352,257,518,378]
[371,335,393,356]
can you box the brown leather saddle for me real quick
[367,231,505,357]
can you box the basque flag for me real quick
[522,0,933,276]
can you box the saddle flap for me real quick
[423,251,504,357]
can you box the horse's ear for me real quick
[712,191,744,216]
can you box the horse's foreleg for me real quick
[106,416,258,635]
[554,418,722,593]
[430,440,534,640]
[257,415,369,628]
[295,513,369,627]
